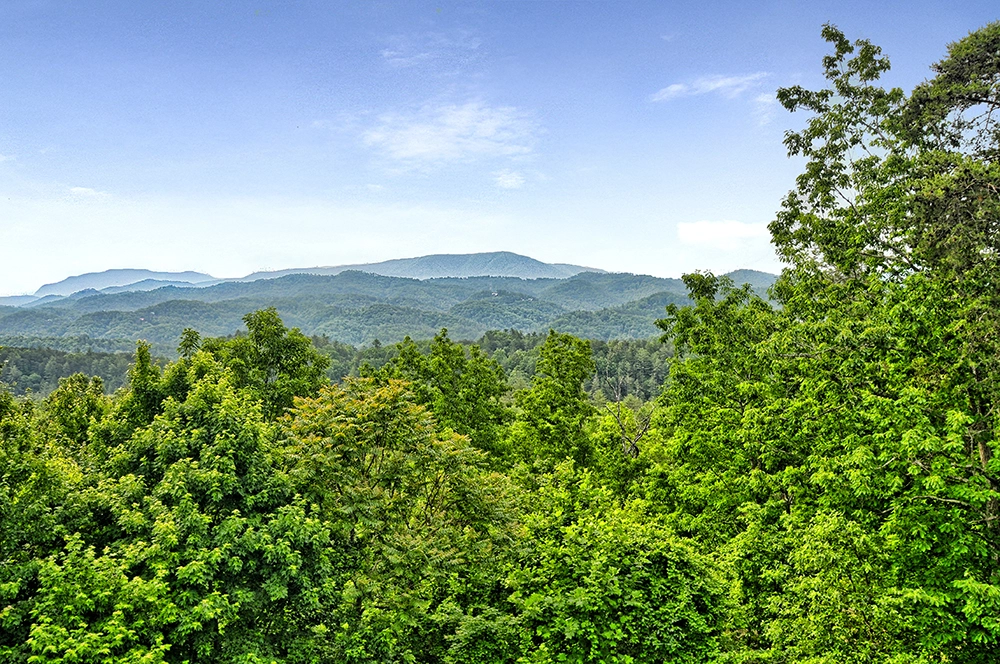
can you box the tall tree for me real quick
[281,378,515,662]
[510,331,596,466]
[202,308,330,419]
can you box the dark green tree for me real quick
[202,308,330,419]
[27,353,341,663]
[177,327,201,359]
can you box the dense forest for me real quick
[0,347,136,396]
[3,24,1000,663]
[0,332,669,402]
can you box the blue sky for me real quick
[1,0,997,295]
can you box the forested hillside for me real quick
[0,347,135,396]
[3,24,1000,664]
[0,269,773,351]
[0,330,670,402]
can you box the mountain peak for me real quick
[240,251,605,281]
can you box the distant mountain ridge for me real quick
[3,257,779,351]
[98,279,219,294]
[36,269,216,297]
[22,252,604,301]
[0,267,778,355]
[240,252,604,281]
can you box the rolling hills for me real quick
[0,261,777,355]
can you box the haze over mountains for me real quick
[32,270,217,298]
[0,252,776,354]
[239,252,603,282]
[18,252,603,301]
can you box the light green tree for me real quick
[379,330,510,460]
[280,378,516,662]
[651,23,1000,662]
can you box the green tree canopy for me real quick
[201,308,330,419]
[511,330,596,466]
[651,23,1000,662]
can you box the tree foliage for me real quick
[648,22,1000,662]
[200,308,330,419]
[510,331,596,466]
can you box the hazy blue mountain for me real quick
[21,294,68,308]
[35,269,217,297]
[19,253,592,303]
[20,255,778,307]
[35,272,560,315]
[19,289,104,309]
[0,263,779,352]
[99,278,223,294]
[535,272,688,311]
[240,251,603,281]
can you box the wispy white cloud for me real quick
[651,72,769,101]
[364,101,538,164]
[380,31,481,70]
[494,169,525,189]
[0,153,13,162]
[69,186,109,197]
[381,47,435,69]
[752,93,779,126]
[677,220,769,250]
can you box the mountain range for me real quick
[13,252,603,302]
[32,269,217,298]
[0,252,777,354]
[238,252,603,282]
